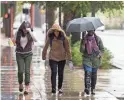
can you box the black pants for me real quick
[49,60,66,92]
[84,71,97,90]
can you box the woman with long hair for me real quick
[15,21,37,95]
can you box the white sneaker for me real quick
[58,89,63,96]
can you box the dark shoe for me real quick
[51,88,56,95]
[24,91,28,95]
[91,89,95,95]
[24,85,29,95]
[58,89,63,96]
[84,89,90,96]
[19,84,23,92]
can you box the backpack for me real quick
[49,36,65,48]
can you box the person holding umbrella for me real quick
[80,30,104,95]
[42,23,72,95]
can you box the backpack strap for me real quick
[50,36,54,47]
[94,33,100,48]
[61,36,65,48]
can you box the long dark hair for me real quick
[18,29,26,37]
[49,31,64,40]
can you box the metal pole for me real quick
[59,2,62,27]
[45,2,48,41]
[30,3,34,27]
[10,4,14,39]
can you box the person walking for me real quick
[42,23,72,95]
[14,21,37,95]
[80,30,104,96]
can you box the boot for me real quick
[84,71,91,95]
[51,88,56,96]
[51,88,56,94]
[91,72,97,95]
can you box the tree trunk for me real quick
[59,2,62,27]
[46,2,56,30]
[91,2,96,17]
[63,12,73,32]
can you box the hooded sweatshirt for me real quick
[42,23,72,61]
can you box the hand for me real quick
[26,28,33,33]
[42,56,46,60]
[31,28,33,32]
[68,61,74,70]
[97,53,102,59]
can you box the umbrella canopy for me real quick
[66,17,104,33]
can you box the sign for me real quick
[1,1,8,4]
[4,13,8,18]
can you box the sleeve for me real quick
[27,28,37,42]
[30,32,37,42]
[98,37,104,55]
[12,31,17,45]
[80,39,86,53]
[14,31,17,40]
[42,38,50,60]
[64,37,72,60]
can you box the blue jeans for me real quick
[83,64,97,72]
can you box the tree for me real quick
[90,1,124,17]
[35,1,58,31]
[16,1,23,14]
[61,1,90,30]
[61,1,90,43]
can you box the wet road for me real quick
[96,30,124,69]
[1,46,123,100]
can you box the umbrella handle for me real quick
[82,31,86,40]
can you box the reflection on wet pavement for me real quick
[1,46,123,100]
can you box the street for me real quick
[96,30,124,69]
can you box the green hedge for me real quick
[71,41,82,66]
[101,48,113,69]
[71,41,113,69]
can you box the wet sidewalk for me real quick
[1,45,124,100]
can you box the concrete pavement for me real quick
[0,46,122,100]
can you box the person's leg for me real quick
[24,53,33,94]
[91,68,97,95]
[58,60,66,94]
[49,60,58,93]
[83,64,92,95]
[16,53,25,92]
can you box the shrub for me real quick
[71,41,82,66]
[100,48,113,69]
